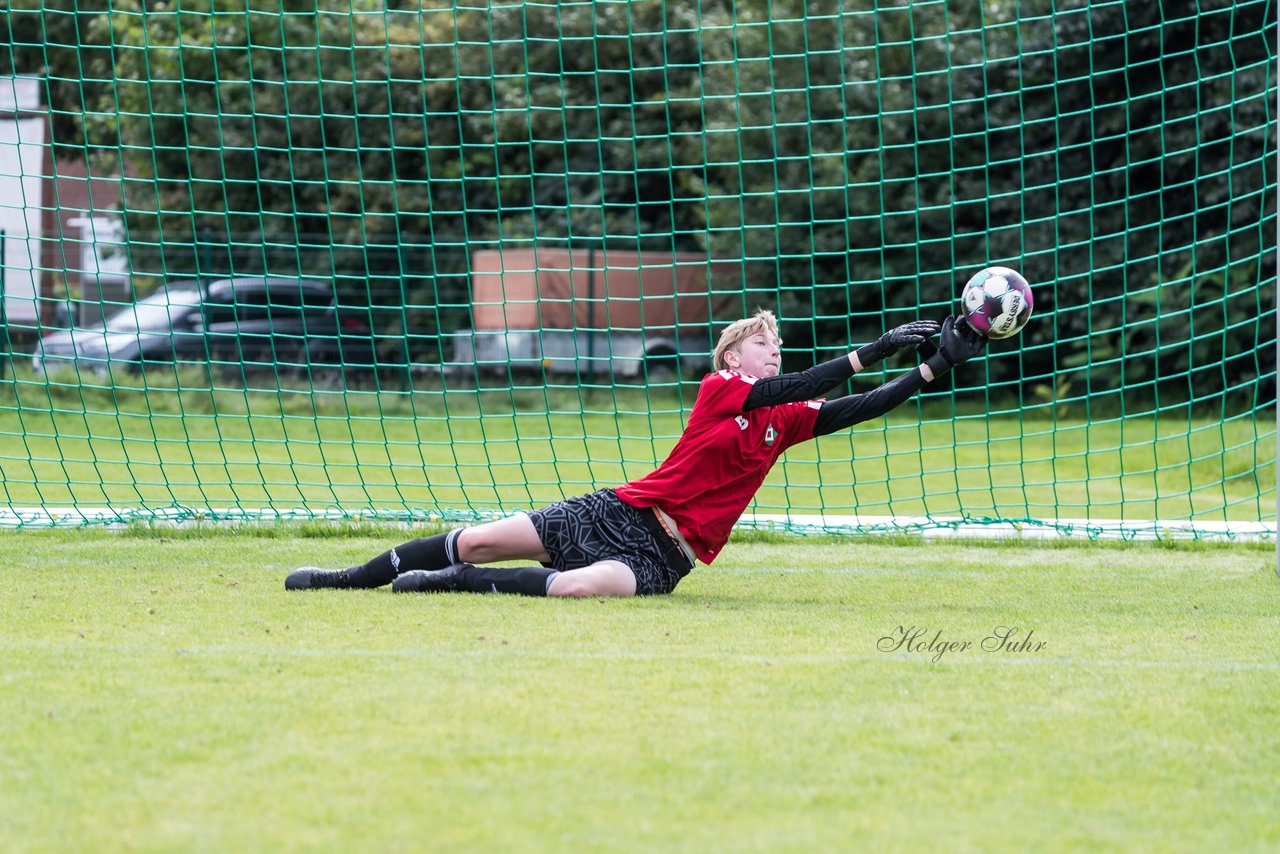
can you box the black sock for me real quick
[342,529,463,588]
[455,565,558,597]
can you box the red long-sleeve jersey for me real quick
[616,369,821,564]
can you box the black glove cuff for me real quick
[924,351,953,378]
[855,339,888,369]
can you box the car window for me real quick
[264,289,303,307]
[103,289,201,332]
[300,288,335,308]
[233,292,274,323]
[204,290,312,324]
[202,300,235,325]
[251,289,309,322]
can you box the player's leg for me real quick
[396,491,673,598]
[392,558,637,598]
[454,514,551,564]
[286,514,550,590]
[388,515,562,595]
[285,528,464,590]
[546,560,637,598]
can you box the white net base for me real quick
[1,506,1272,543]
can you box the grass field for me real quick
[0,373,1273,525]
[2,528,1276,851]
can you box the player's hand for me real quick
[941,315,987,365]
[865,320,941,363]
[881,319,941,354]
[923,315,987,377]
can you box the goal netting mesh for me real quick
[0,0,1274,540]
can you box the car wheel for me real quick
[644,348,680,382]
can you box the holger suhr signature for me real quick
[878,625,1047,663]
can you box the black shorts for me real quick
[525,488,695,596]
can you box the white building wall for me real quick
[0,77,45,325]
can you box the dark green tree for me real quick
[3,0,1273,396]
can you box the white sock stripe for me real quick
[444,529,460,564]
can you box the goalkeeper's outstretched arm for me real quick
[812,315,987,436]
[812,369,928,436]
[743,320,940,410]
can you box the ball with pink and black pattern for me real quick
[960,266,1034,340]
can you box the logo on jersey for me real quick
[765,424,776,446]
[735,416,749,430]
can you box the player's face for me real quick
[730,332,781,377]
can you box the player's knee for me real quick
[548,573,598,598]
[454,526,490,563]
[548,565,636,598]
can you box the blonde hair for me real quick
[713,309,781,371]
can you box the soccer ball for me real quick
[960,266,1033,340]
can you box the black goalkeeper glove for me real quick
[920,315,987,378]
[856,319,942,369]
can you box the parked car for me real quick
[32,276,379,382]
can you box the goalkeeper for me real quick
[286,311,986,597]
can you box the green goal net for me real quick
[0,0,1274,541]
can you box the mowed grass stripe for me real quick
[9,641,1280,673]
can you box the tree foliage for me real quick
[2,0,1274,404]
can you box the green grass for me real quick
[0,372,1273,525]
[1,530,1276,850]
